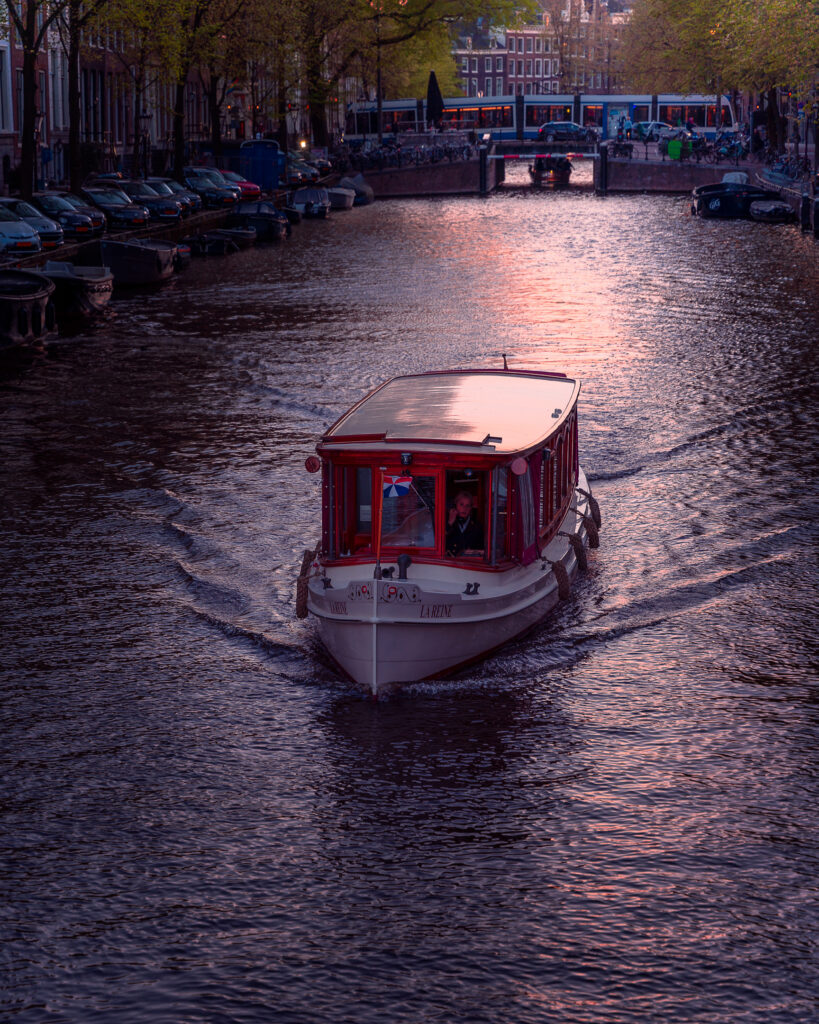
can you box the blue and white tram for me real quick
[344,93,736,143]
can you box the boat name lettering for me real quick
[421,604,453,618]
[330,601,348,615]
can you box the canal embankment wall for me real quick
[361,148,501,198]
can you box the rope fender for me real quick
[576,486,602,528]
[544,558,571,601]
[559,531,588,571]
[295,546,318,619]
[579,512,600,549]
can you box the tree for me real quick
[54,0,113,192]
[3,0,70,197]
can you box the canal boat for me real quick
[290,187,331,218]
[42,261,114,318]
[748,199,795,224]
[690,172,778,219]
[529,155,572,185]
[0,268,57,349]
[101,238,176,286]
[327,186,356,210]
[298,367,601,694]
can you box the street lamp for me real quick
[138,111,152,179]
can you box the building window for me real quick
[462,57,468,71]
[517,38,524,52]
[535,38,542,53]
[471,78,478,96]
[484,78,492,96]
[471,57,478,72]
[526,60,532,75]
[518,60,523,76]
[509,63,515,77]
[485,57,491,71]
[526,37,533,52]
[496,77,504,95]
[508,37,515,51]
[496,56,503,71]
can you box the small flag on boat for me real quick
[383,475,412,498]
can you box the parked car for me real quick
[283,163,305,186]
[537,121,593,143]
[220,170,262,199]
[632,121,673,141]
[0,206,42,254]
[184,166,242,199]
[50,192,107,234]
[30,193,96,239]
[290,159,320,183]
[116,180,182,222]
[80,187,151,229]
[182,172,238,209]
[0,197,64,249]
[147,178,203,214]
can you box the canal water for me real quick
[2,166,818,1023]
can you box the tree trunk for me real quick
[67,1,83,192]
[19,10,38,199]
[766,87,780,152]
[205,75,222,158]
[173,78,187,180]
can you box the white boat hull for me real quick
[307,473,596,692]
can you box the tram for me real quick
[345,93,736,143]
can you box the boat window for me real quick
[381,474,436,549]
[518,463,537,550]
[445,469,486,558]
[337,465,372,555]
[491,467,509,562]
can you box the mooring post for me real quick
[814,196,819,238]
[596,142,608,195]
[479,145,488,194]
[801,192,811,230]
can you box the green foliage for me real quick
[622,0,819,94]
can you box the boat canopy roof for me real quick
[320,369,580,457]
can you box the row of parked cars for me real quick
[0,167,265,255]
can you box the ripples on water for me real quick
[2,165,818,1023]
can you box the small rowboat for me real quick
[298,366,601,694]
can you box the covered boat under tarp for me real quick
[691,172,778,219]
[298,367,601,694]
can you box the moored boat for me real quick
[230,201,290,240]
[691,172,778,219]
[290,187,331,218]
[0,268,56,349]
[339,173,375,205]
[529,155,572,185]
[100,238,176,285]
[211,225,257,249]
[748,200,795,224]
[181,232,239,256]
[298,367,601,694]
[327,186,356,210]
[42,261,114,317]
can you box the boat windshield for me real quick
[381,475,436,548]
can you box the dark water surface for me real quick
[2,170,819,1023]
